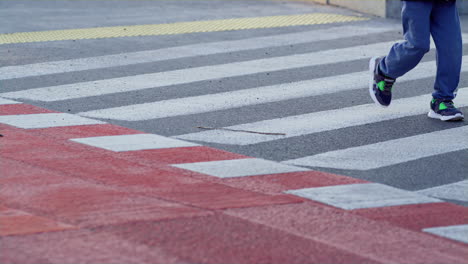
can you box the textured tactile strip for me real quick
[0,13,367,44]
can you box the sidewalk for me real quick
[2,101,468,263]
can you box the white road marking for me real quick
[70,134,199,152]
[283,126,468,170]
[424,224,468,244]
[176,88,468,145]
[172,158,309,178]
[78,58,468,121]
[4,32,466,102]
[0,41,405,102]
[0,113,105,129]
[416,180,468,202]
[286,183,442,210]
[0,25,398,80]
[0,97,21,105]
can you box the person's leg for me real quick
[379,1,432,79]
[427,1,464,121]
[430,1,462,100]
[369,1,433,107]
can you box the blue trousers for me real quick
[379,0,463,100]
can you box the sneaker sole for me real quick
[428,110,464,121]
[369,56,388,108]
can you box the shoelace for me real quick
[439,100,456,108]
[435,100,459,112]
[378,78,395,94]
[383,79,395,92]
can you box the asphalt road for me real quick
[1,0,467,206]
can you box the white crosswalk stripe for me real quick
[175,88,468,145]
[283,126,468,170]
[0,25,398,80]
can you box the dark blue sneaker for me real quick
[428,99,464,121]
[369,56,396,107]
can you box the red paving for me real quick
[353,202,468,231]
[225,203,468,263]
[1,103,468,263]
[98,213,378,264]
[1,229,184,264]
[124,146,250,165]
[0,206,75,236]
[0,104,57,115]
[213,170,369,195]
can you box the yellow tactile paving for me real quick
[0,13,368,45]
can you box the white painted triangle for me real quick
[0,113,105,129]
[71,134,199,152]
[0,97,21,105]
[416,180,468,202]
[173,158,309,178]
[286,183,441,210]
[423,225,468,244]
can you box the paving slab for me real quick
[98,213,377,264]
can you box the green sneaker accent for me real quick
[432,99,437,104]
[439,102,448,110]
[377,81,386,91]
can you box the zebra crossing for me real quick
[1,22,467,205]
[0,25,397,80]
[3,39,415,101]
